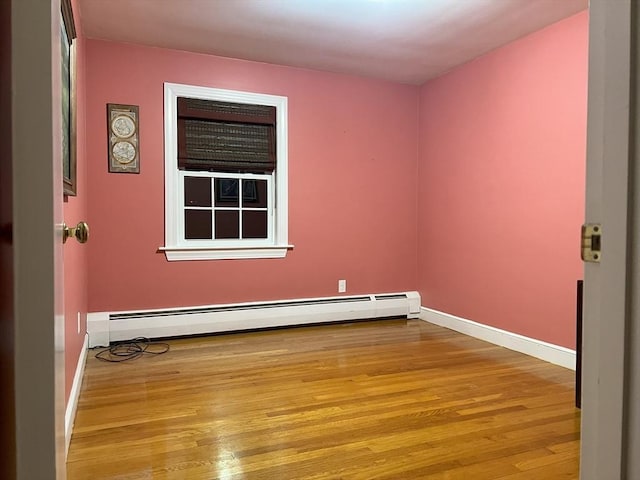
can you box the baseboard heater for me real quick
[87,291,421,348]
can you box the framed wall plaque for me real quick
[107,103,140,173]
[61,0,77,195]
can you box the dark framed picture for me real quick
[107,104,140,173]
[61,0,77,196]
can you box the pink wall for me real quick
[63,1,88,403]
[84,41,419,312]
[417,12,588,348]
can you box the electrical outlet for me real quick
[338,279,347,293]
[77,312,81,334]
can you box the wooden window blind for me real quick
[177,97,276,173]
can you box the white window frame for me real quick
[161,82,291,261]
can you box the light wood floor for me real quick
[67,319,580,479]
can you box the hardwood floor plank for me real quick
[67,319,579,479]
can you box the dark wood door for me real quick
[0,0,16,477]
[576,280,583,409]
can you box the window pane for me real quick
[242,179,267,208]
[185,209,212,239]
[242,211,268,239]
[184,176,211,207]
[215,211,240,239]
[215,178,239,207]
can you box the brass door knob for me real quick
[63,221,89,244]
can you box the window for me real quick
[161,83,290,261]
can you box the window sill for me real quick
[159,245,294,261]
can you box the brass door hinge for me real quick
[581,223,601,263]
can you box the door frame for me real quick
[580,0,639,478]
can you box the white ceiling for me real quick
[77,0,588,85]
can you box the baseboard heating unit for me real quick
[87,291,421,348]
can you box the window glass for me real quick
[185,210,212,239]
[215,178,239,207]
[184,176,211,207]
[242,211,268,239]
[243,179,267,208]
[215,210,240,239]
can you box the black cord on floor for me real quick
[95,337,170,362]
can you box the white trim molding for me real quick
[162,82,290,261]
[65,333,88,457]
[159,244,294,261]
[420,307,576,370]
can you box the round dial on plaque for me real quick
[111,115,136,139]
[112,141,136,164]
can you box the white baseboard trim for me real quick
[420,307,576,370]
[65,333,88,456]
[88,292,422,348]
